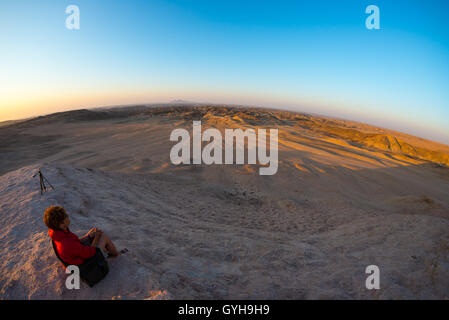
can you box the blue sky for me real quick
[0,0,448,143]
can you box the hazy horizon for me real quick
[2,100,449,147]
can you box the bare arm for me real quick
[80,228,98,242]
[79,234,90,241]
[91,231,102,247]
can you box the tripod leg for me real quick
[42,175,55,191]
[39,177,44,195]
[39,173,47,194]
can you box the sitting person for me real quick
[44,205,119,266]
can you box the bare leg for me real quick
[98,233,119,256]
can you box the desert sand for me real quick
[0,105,448,299]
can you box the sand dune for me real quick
[0,105,448,299]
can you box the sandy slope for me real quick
[0,105,448,299]
[0,165,170,299]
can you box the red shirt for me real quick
[48,228,96,265]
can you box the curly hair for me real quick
[43,206,68,230]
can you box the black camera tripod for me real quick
[33,169,55,195]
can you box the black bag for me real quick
[52,240,109,287]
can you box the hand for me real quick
[87,228,96,236]
[89,227,103,235]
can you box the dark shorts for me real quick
[80,236,93,246]
[80,235,106,256]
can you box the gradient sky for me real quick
[0,0,448,143]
